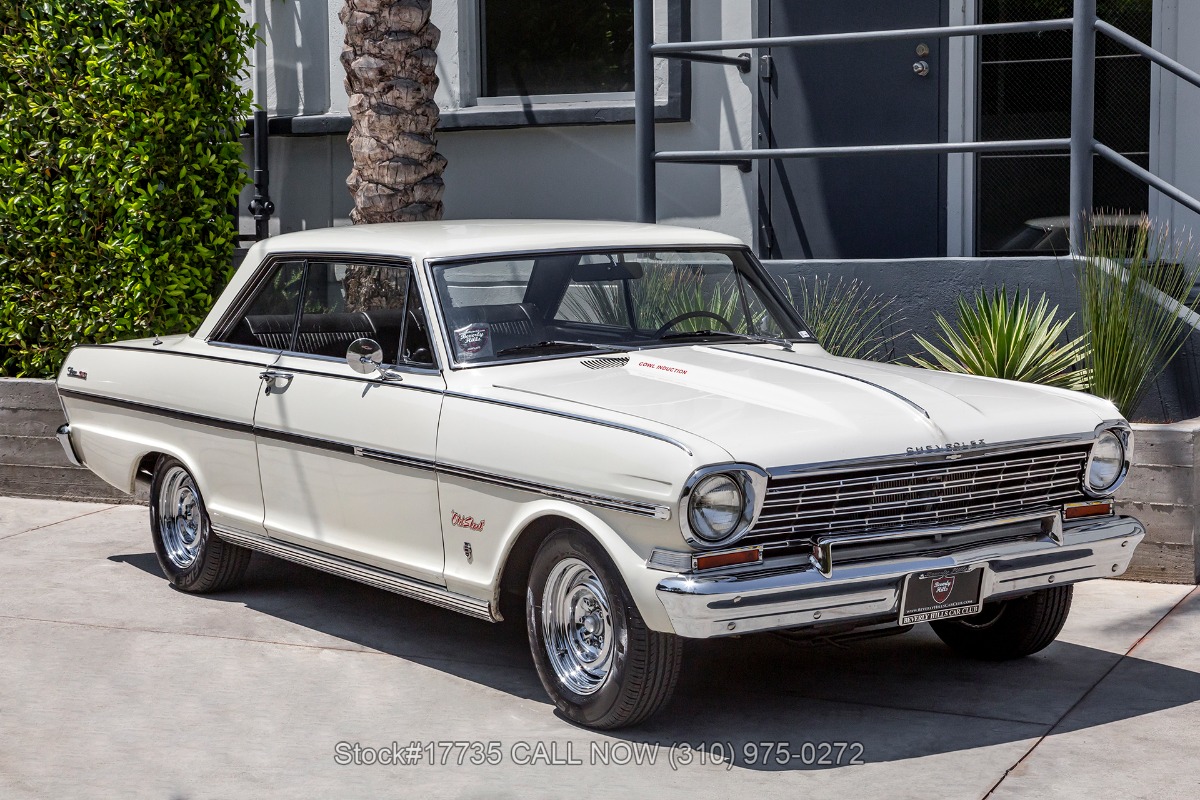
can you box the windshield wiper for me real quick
[657,330,794,351]
[494,340,630,357]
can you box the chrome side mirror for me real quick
[347,338,403,381]
[347,338,383,374]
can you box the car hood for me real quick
[470,344,1117,468]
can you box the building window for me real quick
[480,0,634,99]
[976,0,1152,255]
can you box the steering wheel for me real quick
[653,310,737,338]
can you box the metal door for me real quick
[760,1,947,259]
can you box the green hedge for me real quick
[0,1,254,377]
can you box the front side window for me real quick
[214,260,305,350]
[480,0,634,98]
[431,249,809,364]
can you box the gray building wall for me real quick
[238,0,759,241]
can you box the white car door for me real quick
[252,258,448,584]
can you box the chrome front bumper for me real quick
[56,423,84,467]
[655,515,1144,638]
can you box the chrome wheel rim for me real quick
[541,557,615,696]
[157,466,206,570]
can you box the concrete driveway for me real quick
[1,496,1197,799]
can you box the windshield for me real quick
[429,248,813,364]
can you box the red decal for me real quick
[451,511,486,532]
[931,576,955,605]
[636,361,688,375]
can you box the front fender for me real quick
[439,490,681,634]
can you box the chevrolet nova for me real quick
[56,220,1143,728]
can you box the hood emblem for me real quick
[906,439,986,456]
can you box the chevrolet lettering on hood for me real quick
[52,219,1144,731]
[906,440,987,456]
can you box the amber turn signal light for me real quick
[1064,500,1114,520]
[693,547,762,571]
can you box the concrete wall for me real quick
[1117,419,1200,583]
[0,380,130,504]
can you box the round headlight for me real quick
[1086,430,1126,495]
[688,474,745,542]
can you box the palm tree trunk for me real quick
[340,0,446,223]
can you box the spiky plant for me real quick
[910,288,1089,390]
[792,276,905,361]
[1081,217,1200,416]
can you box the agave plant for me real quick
[1081,217,1200,416]
[910,288,1089,390]
[792,276,904,361]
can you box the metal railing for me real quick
[633,0,1200,255]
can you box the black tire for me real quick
[149,455,250,593]
[526,528,682,729]
[931,585,1073,660]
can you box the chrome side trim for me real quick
[56,424,84,467]
[429,455,672,520]
[444,389,695,456]
[767,431,1097,478]
[57,389,670,520]
[355,448,669,519]
[724,348,931,419]
[213,525,497,622]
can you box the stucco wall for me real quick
[238,0,759,242]
[1149,0,1200,236]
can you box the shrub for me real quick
[910,287,1089,390]
[1081,217,1200,417]
[0,1,254,377]
[792,275,905,361]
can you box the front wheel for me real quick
[526,528,682,729]
[931,585,1073,660]
[149,455,251,593]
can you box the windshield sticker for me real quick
[454,324,493,359]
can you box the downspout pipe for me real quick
[247,0,275,241]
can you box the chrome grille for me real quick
[748,446,1090,544]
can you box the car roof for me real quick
[252,220,747,261]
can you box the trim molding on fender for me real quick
[213,526,499,622]
[59,388,672,520]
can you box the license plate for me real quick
[899,566,984,625]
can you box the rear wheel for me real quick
[149,456,250,593]
[526,528,682,729]
[931,585,1073,660]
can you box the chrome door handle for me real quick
[259,370,294,395]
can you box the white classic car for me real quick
[56,220,1143,729]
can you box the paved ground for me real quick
[0,496,1197,799]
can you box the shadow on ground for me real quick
[109,550,1200,772]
